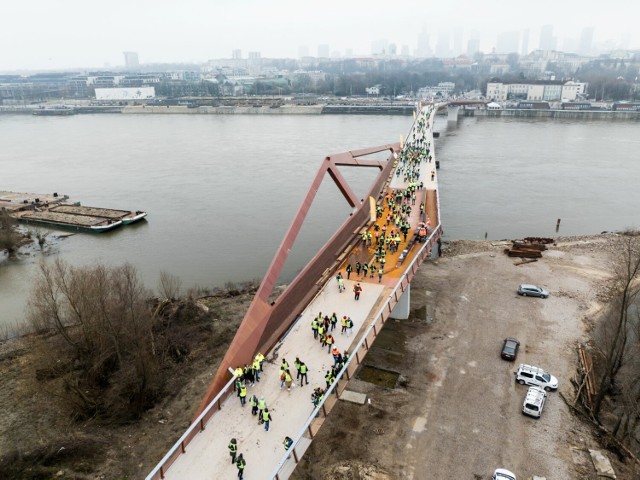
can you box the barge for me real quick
[33,105,76,116]
[1,191,147,233]
[16,210,123,233]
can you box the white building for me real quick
[418,82,455,99]
[123,52,139,70]
[486,82,509,101]
[561,81,588,101]
[95,87,155,100]
[486,80,587,102]
[366,85,381,95]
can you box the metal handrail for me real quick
[145,367,237,480]
[147,103,442,480]
[268,103,441,479]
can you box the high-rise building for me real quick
[435,30,451,58]
[496,31,520,54]
[232,49,242,59]
[467,30,480,56]
[401,45,410,56]
[371,39,389,55]
[248,52,261,59]
[123,51,139,70]
[578,27,595,56]
[345,48,353,57]
[539,25,556,51]
[416,27,432,57]
[521,29,530,55]
[298,46,309,58]
[317,44,330,58]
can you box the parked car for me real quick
[493,468,516,480]
[517,284,549,298]
[501,337,520,361]
[522,385,547,418]
[515,364,558,391]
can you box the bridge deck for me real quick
[153,104,440,480]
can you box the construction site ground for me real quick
[290,234,637,480]
[1,235,638,480]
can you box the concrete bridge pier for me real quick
[390,284,411,319]
[447,105,460,122]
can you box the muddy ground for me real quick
[0,234,637,479]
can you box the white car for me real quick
[517,284,549,298]
[515,364,559,391]
[493,468,516,480]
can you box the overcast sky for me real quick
[1,0,638,71]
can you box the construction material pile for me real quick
[504,237,554,258]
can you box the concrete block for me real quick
[589,449,616,479]
[340,390,367,405]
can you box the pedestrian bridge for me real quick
[146,102,444,480]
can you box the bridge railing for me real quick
[268,223,442,480]
[145,367,237,480]
[146,103,441,480]
[267,105,441,480]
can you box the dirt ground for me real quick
[291,234,637,480]
[0,235,637,479]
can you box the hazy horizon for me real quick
[1,0,638,72]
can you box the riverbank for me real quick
[0,233,634,479]
[3,104,640,119]
[464,108,640,120]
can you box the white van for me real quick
[522,386,547,418]
[514,364,558,391]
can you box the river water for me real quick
[1,113,639,330]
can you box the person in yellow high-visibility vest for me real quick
[239,384,247,406]
[228,438,237,464]
[235,453,246,479]
[262,408,272,431]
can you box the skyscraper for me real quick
[123,51,139,70]
[371,39,389,55]
[416,27,432,57]
[298,46,309,58]
[232,49,242,59]
[578,27,595,56]
[467,30,480,56]
[317,44,330,58]
[539,25,556,51]
[435,30,451,58]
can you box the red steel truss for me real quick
[195,143,400,416]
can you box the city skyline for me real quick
[1,0,639,71]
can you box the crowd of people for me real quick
[223,106,437,480]
[228,338,351,478]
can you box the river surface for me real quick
[1,113,639,330]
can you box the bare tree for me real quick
[158,271,182,300]
[592,231,640,418]
[0,209,23,257]
[27,260,162,420]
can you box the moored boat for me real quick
[15,210,123,233]
[33,105,76,116]
[121,210,147,225]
